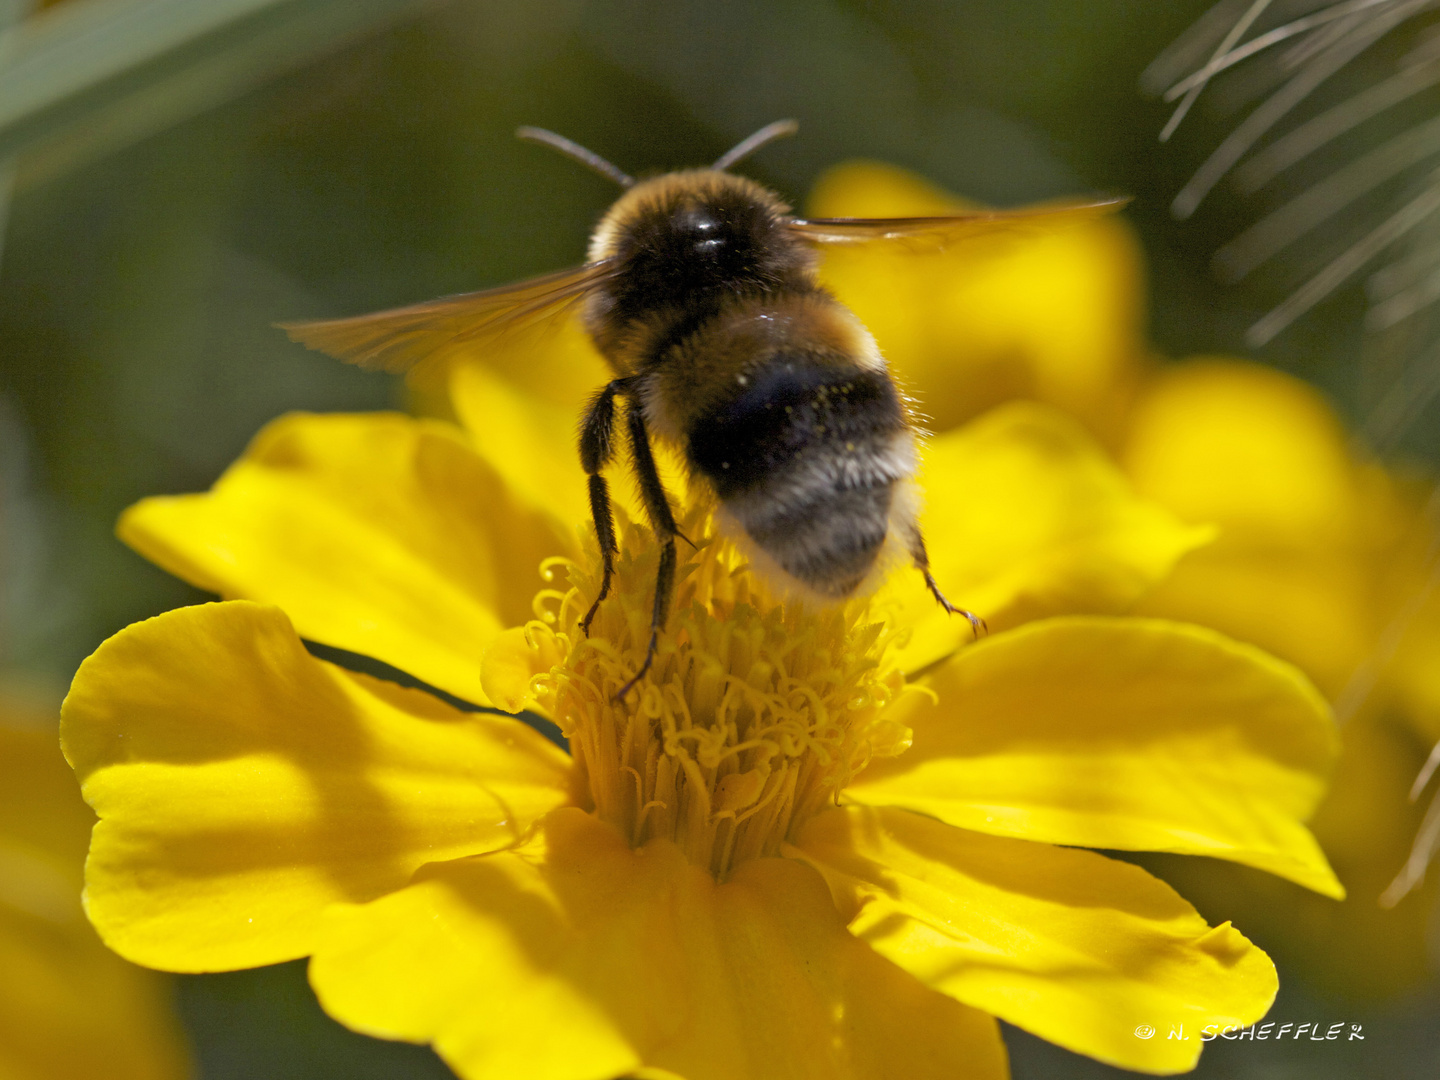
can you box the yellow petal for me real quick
[808,161,1145,439]
[1122,359,1360,547]
[119,411,572,705]
[0,710,189,1080]
[449,314,612,416]
[1,706,91,902]
[61,601,573,972]
[1148,707,1440,1001]
[849,616,1343,897]
[311,807,1007,1080]
[792,805,1277,1074]
[1360,471,1440,740]
[882,402,1212,671]
[1120,359,1397,699]
[449,362,593,528]
[1124,363,1440,723]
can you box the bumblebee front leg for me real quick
[616,401,679,701]
[910,530,986,639]
[578,378,629,636]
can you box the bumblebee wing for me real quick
[278,260,618,378]
[787,197,1128,252]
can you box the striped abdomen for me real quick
[686,351,914,599]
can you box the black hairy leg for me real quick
[615,401,680,701]
[578,378,630,635]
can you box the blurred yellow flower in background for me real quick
[61,330,1344,1077]
[810,161,1440,999]
[0,695,188,1080]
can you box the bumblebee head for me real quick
[516,121,812,329]
[588,171,810,310]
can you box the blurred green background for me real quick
[1,1,1437,1077]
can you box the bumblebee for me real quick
[283,121,1120,697]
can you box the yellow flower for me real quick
[810,162,1440,998]
[1,694,188,1080]
[62,337,1342,1079]
[1122,361,1440,997]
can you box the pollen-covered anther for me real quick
[526,507,914,880]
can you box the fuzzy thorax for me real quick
[523,507,915,880]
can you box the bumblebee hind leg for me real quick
[616,402,680,702]
[910,531,986,639]
[578,379,629,636]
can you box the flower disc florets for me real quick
[525,508,915,880]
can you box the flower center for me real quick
[527,507,914,880]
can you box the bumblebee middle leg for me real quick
[910,530,986,639]
[616,401,680,701]
[578,378,630,636]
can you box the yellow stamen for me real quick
[527,507,914,880]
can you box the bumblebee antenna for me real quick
[516,127,635,189]
[713,119,799,171]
